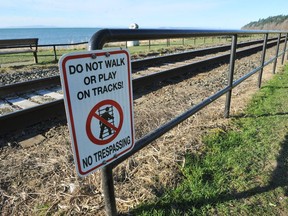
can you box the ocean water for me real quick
[0,28,101,45]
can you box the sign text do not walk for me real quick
[59,49,134,177]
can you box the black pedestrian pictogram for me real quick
[86,99,123,145]
[99,106,115,139]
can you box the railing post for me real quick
[258,33,268,88]
[53,45,57,61]
[273,33,281,74]
[287,34,288,61]
[102,165,117,216]
[281,33,288,65]
[287,36,288,61]
[224,34,237,118]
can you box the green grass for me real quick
[131,65,288,215]
[0,47,87,65]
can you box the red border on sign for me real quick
[60,50,134,176]
[86,99,123,145]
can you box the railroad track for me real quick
[0,37,283,135]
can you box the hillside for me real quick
[242,15,288,30]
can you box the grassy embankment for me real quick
[132,64,288,215]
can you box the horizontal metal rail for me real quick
[0,75,61,97]
[38,42,88,61]
[88,29,288,166]
[1,37,272,98]
[38,42,88,47]
[110,39,285,166]
[89,29,283,49]
[87,28,288,216]
[132,37,280,69]
[133,39,284,87]
[0,99,65,134]
[0,37,285,136]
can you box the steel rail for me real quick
[133,38,284,87]
[0,75,61,97]
[0,36,285,135]
[0,37,279,96]
[132,37,280,69]
[0,99,65,134]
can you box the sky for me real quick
[1,0,288,29]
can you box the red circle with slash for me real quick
[86,99,123,145]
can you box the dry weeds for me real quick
[0,45,286,215]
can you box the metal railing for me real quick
[88,28,288,216]
[38,41,88,61]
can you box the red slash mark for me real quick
[86,100,123,145]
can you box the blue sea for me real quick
[0,28,101,45]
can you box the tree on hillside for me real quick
[242,15,288,30]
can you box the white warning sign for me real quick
[59,49,134,177]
